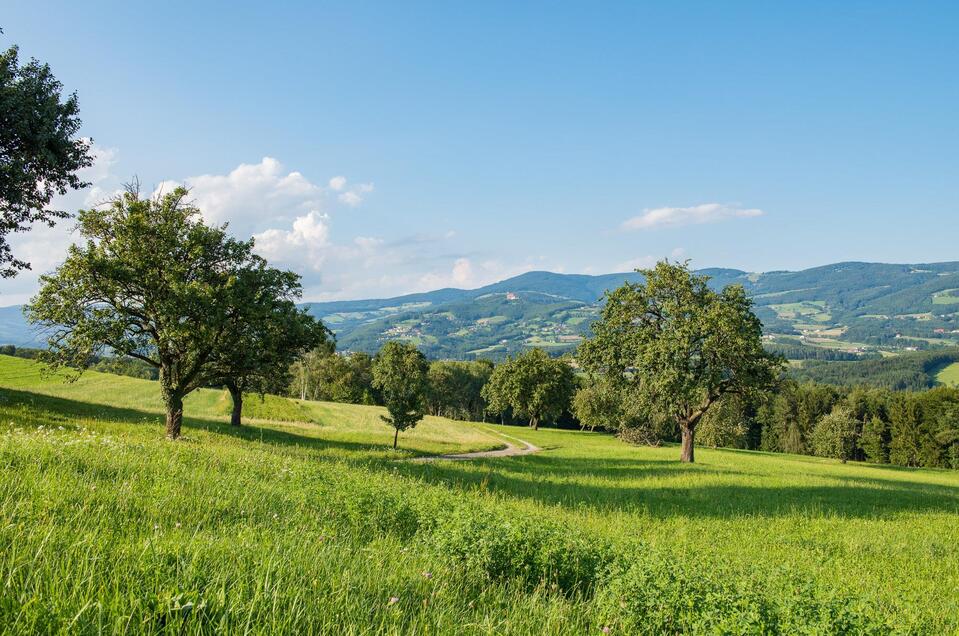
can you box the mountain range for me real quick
[4,261,959,360]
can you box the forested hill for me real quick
[3,261,959,361]
[309,261,959,360]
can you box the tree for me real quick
[426,359,493,420]
[372,341,429,449]
[26,186,258,439]
[1,37,93,277]
[571,377,621,432]
[579,261,783,463]
[697,395,750,449]
[482,348,575,430]
[210,262,332,426]
[860,415,890,464]
[811,406,859,463]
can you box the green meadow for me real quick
[937,361,959,387]
[2,354,958,634]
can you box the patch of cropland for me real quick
[791,348,959,390]
[2,355,959,633]
[935,360,959,387]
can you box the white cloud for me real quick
[622,203,763,231]
[338,191,362,207]
[0,142,121,305]
[253,211,332,271]
[337,181,374,208]
[0,152,532,306]
[154,157,330,236]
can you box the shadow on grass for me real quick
[388,451,959,519]
[0,386,381,456]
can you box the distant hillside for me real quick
[4,260,959,361]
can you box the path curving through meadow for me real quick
[408,427,540,463]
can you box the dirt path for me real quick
[408,428,541,463]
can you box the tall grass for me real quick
[1,355,957,633]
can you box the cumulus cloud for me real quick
[337,182,374,207]
[622,203,763,231]
[0,142,121,304]
[0,152,533,305]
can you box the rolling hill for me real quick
[3,261,959,360]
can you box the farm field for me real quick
[937,361,959,387]
[2,355,959,633]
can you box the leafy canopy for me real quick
[26,185,260,436]
[482,348,575,429]
[0,40,93,277]
[579,261,783,459]
[372,341,430,444]
[210,262,332,396]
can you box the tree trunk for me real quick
[164,391,184,439]
[393,428,399,450]
[530,416,539,431]
[680,424,695,463]
[226,382,243,427]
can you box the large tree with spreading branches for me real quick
[482,348,576,430]
[579,261,783,462]
[26,185,261,438]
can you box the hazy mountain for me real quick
[4,261,958,359]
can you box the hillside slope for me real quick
[3,260,959,359]
[1,355,958,632]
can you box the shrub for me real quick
[430,505,612,594]
[596,556,891,635]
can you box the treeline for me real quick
[792,349,959,391]
[764,342,877,362]
[289,350,495,422]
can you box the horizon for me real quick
[2,257,959,309]
[2,2,957,304]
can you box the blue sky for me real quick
[2,1,957,302]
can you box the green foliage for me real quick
[571,378,620,432]
[291,350,377,404]
[697,395,751,449]
[860,416,891,463]
[372,341,430,448]
[812,406,860,462]
[580,260,784,462]
[425,359,492,421]
[793,349,959,391]
[25,186,260,438]
[482,348,575,429]
[0,40,93,277]
[209,260,332,425]
[0,355,957,633]
[431,505,612,593]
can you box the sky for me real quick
[2,1,957,304]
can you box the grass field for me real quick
[2,355,959,633]
[936,361,959,387]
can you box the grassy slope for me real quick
[2,355,959,633]
[0,355,501,458]
[936,361,959,387]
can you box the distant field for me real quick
[937,361,959,387]
[2,355,958,633]
[769,300,831,322]
[933,289,959,305]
